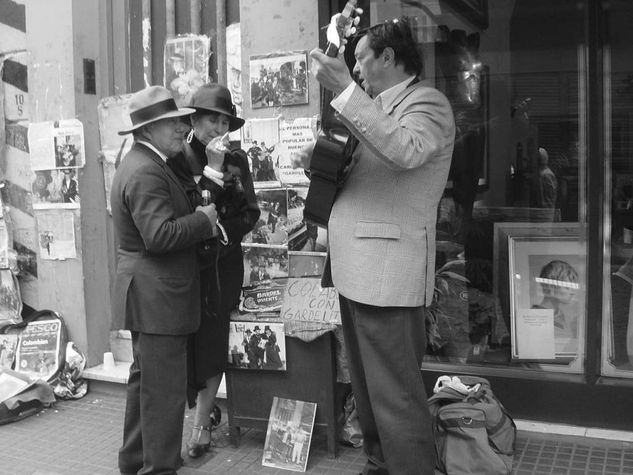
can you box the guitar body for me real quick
[303,0,358,228]
[304,130,349,227]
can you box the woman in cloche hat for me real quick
[168,83,260,458]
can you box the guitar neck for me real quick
[319,0,357,133]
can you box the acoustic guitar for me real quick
[303,0,359,228]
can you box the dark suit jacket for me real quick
[110,142,214,335]
[174,134,260,308]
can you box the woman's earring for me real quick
[186,129,194,143]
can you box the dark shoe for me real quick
[187,425,211,459]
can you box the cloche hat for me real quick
[189,83,245,131]
[118,85,195,135]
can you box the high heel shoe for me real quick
[187,425,211,458]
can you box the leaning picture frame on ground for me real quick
[262,396,316,472]
[508,234,586,363]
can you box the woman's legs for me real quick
[188,373,223,455]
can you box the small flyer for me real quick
[28,119,85,171]
[31,168,80,209]
[36,210,77,260]
[14,319,61,382]
[513,308,556,360]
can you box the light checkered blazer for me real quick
[323,81,455,307]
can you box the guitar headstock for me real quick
[325,0,360,58]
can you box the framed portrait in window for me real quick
[508,235,586,362]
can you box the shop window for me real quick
[363,0,587,374]
[604,0,633,378]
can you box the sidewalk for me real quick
[1,381,633,475]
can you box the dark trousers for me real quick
[338,295,435,475]
[118,332,188,475]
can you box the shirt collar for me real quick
[137,140,168,163]
[375,75,417,110]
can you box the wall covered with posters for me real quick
[0,0,111,365]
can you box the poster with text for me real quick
[14,319,61,382]
[277,118,316,184]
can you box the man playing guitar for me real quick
[294,13,456,475]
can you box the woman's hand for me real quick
[205,132,230,171]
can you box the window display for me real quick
[362,0,587,373]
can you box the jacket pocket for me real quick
[353,221,401,239]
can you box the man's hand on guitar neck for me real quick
[310,48,354,96]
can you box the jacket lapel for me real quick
[136,143,194,212]
[382,77,421,116]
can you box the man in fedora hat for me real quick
[111,85,218,475]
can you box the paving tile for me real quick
[3,388,633,475]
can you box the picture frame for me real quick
[503,229,586,363]
[493,222,580,329]
[249,51,308,109]
[242,243,289,287]
[262,396,317,472]
[228,321,286,371]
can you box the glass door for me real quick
[603,0,633,378]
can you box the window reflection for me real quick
[366,0,585,373]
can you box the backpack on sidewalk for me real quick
[428,375,516,475]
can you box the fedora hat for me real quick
[118,85,194,135]
[189,83,245,131]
